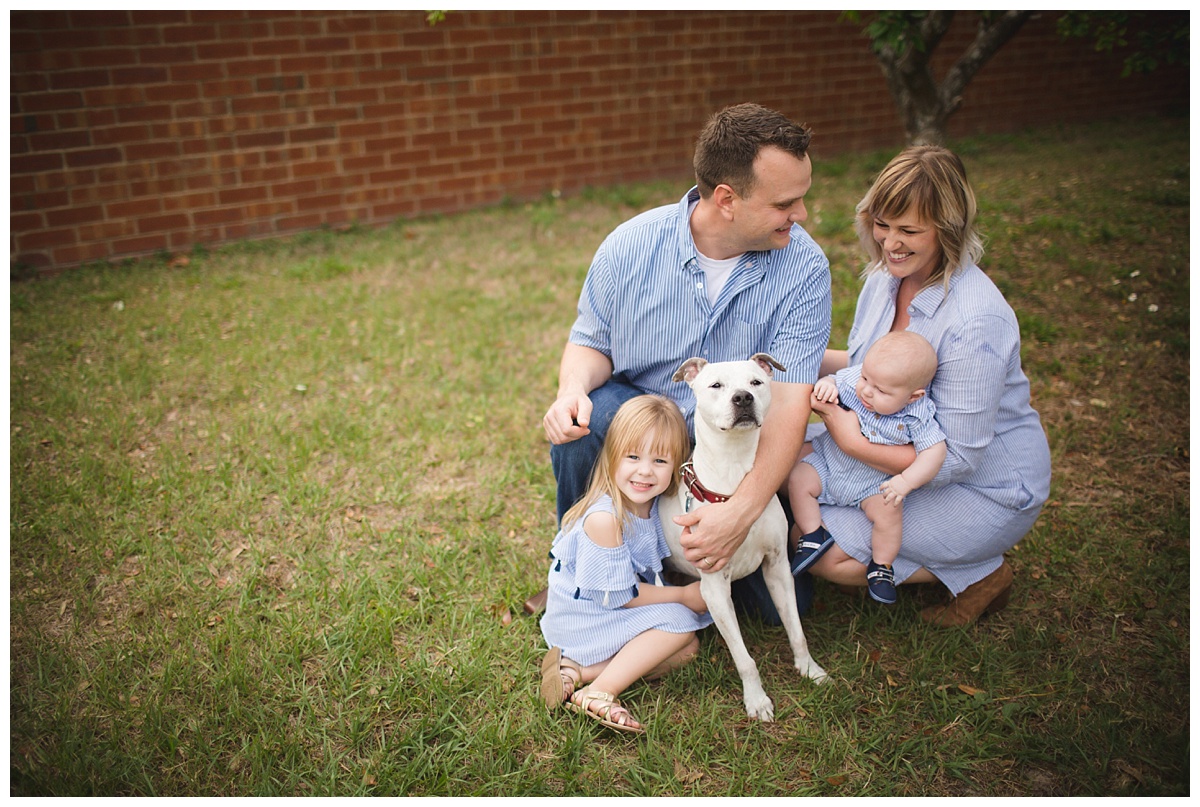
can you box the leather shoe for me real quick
[920,560,1014,627]
[523,587,548,616]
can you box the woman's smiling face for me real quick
[872,209,942,285]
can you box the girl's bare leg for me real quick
[579,629,696,696]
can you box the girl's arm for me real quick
[626,580,707,614]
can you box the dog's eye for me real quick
[708,382,723,390]
[751,379,764,386]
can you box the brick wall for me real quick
[10,10,1188,272]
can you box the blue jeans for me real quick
[548,378,813,621]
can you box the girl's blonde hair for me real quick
[562,394,691,537]
[854,144,985,290]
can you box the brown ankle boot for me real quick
[920,560,1014,627]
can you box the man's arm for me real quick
[675,380,812,571]
[542,343,614,445]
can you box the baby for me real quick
[788,331,947,604]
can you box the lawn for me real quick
[9,116,1189,796]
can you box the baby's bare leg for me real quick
[861,493,902,566]
[786,461,825,535]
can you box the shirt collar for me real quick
[676,186,768,280]
[889,264,969,318]
[676,187,702,270]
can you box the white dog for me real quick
[660,353,827,722]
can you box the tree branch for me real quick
[939,11,1034,111]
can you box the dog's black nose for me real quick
[732,390,754,409]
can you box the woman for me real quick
[800,145,1051,626]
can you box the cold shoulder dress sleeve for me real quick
[540,496,713,666]
[820,265,1051,596]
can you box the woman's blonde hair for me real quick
[854,145,985,290]
[562,394,691,537]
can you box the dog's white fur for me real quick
[660,353,827,721]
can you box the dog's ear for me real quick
[750,353,786,376]
[673,357,707,383]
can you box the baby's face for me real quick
[856,356,921,416]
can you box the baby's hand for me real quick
[813,375,840,404]
[879,474,914,506]
[681,581,708,614]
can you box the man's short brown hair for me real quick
[693,103,812,199]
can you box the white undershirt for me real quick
[695,251,740,306]
[689,199,743,306]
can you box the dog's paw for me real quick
[744,694,775,722]
[795,657,828,684]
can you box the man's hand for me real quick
[543,343,613,445]
[674,499,756,573]
[542,391,593,445]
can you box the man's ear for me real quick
[712,184,737,219]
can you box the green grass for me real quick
[9,116,1189,796]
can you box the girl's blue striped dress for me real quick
[540,495,713,666]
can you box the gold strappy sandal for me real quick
[566,687,645,735]
[539,647,581,709]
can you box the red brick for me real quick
[78,220,135,242]
[236,130,286,149]
[29,130,92,151]
[11,212,47,231]
[288,125,336,144]
[170,63,225,83]
[91,124,154,146]
[112,66,171,86]
[11,153,65,174]
[218,186,269,205]
[232,95,282,115]
[202,79,254,98]
[145,83,201,103]
[106,198,162,219]
[137,213,190,234]
[162,191,217,211]
[111,234,168,254]
[193,207,242,226]
[50,243,108,266]
[20,91,85,113]
[129,141,183,161]
[115,104,173,124]
[18,227,76,250]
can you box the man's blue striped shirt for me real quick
[569,187,832,430]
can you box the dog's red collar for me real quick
[680,461,731,504]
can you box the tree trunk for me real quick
[875,11,1034,145]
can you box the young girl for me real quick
[539,394,712,734]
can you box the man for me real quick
[538,103,832,621]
